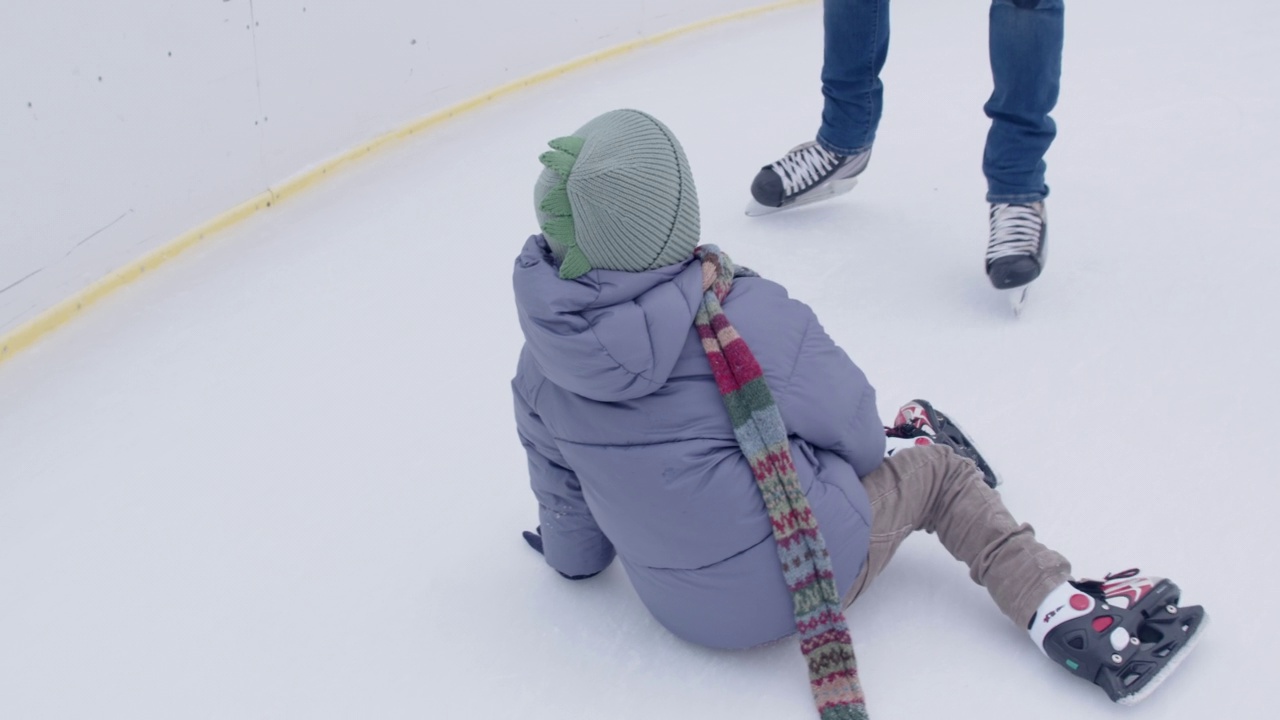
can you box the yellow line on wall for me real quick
[0,0,813,368]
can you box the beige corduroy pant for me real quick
[843,444,1072,628]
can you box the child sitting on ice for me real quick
[509,108,1206,718]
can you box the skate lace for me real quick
[772,143,840,195]
[884,422,925,439]
[986,203,1044,261]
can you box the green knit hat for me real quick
[533,109,700,279]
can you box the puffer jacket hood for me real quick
[513,234,704,402]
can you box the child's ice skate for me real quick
[746,142,871,216]
[884,399,999,488]
[1030,569,1208,705]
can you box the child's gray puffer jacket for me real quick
[512,235,883,649]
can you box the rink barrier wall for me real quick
[0,0,813,368]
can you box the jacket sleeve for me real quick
[776,305,886,478]
[513,382,616,578]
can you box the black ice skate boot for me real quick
[884,399,999,488]
[746,142,871,216]
[986,201,1048,290]
[1029,569,1209,705]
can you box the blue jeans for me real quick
[816,0,1064,203]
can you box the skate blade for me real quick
[744,178,858,217]
[1004,286,1030,317]
[950,417,1000,488]
[1116,611,1210,706]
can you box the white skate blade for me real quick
[1116,611,1210,706]
[1004,286,1030,317]
[744,177,858,217]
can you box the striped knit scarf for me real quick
[692,246,868,720]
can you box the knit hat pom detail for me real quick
[537,136,592,280]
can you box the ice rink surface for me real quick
[2,2,1276,717]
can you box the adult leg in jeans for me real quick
[817,0,890,156]
[843,444,1071,628]
[983,0,1065,203]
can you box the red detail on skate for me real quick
[1102,577,1155,609]
[914,437,932,446]
[1070,594,1090,611]
[1091,616,1114,633]
[894,403,927,429]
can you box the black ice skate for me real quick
[746,142,871,216]
[1030,569,1208,705]
[884,399,999,488]
[986,201,1048,316]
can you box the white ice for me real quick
[2,2,1276,718]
